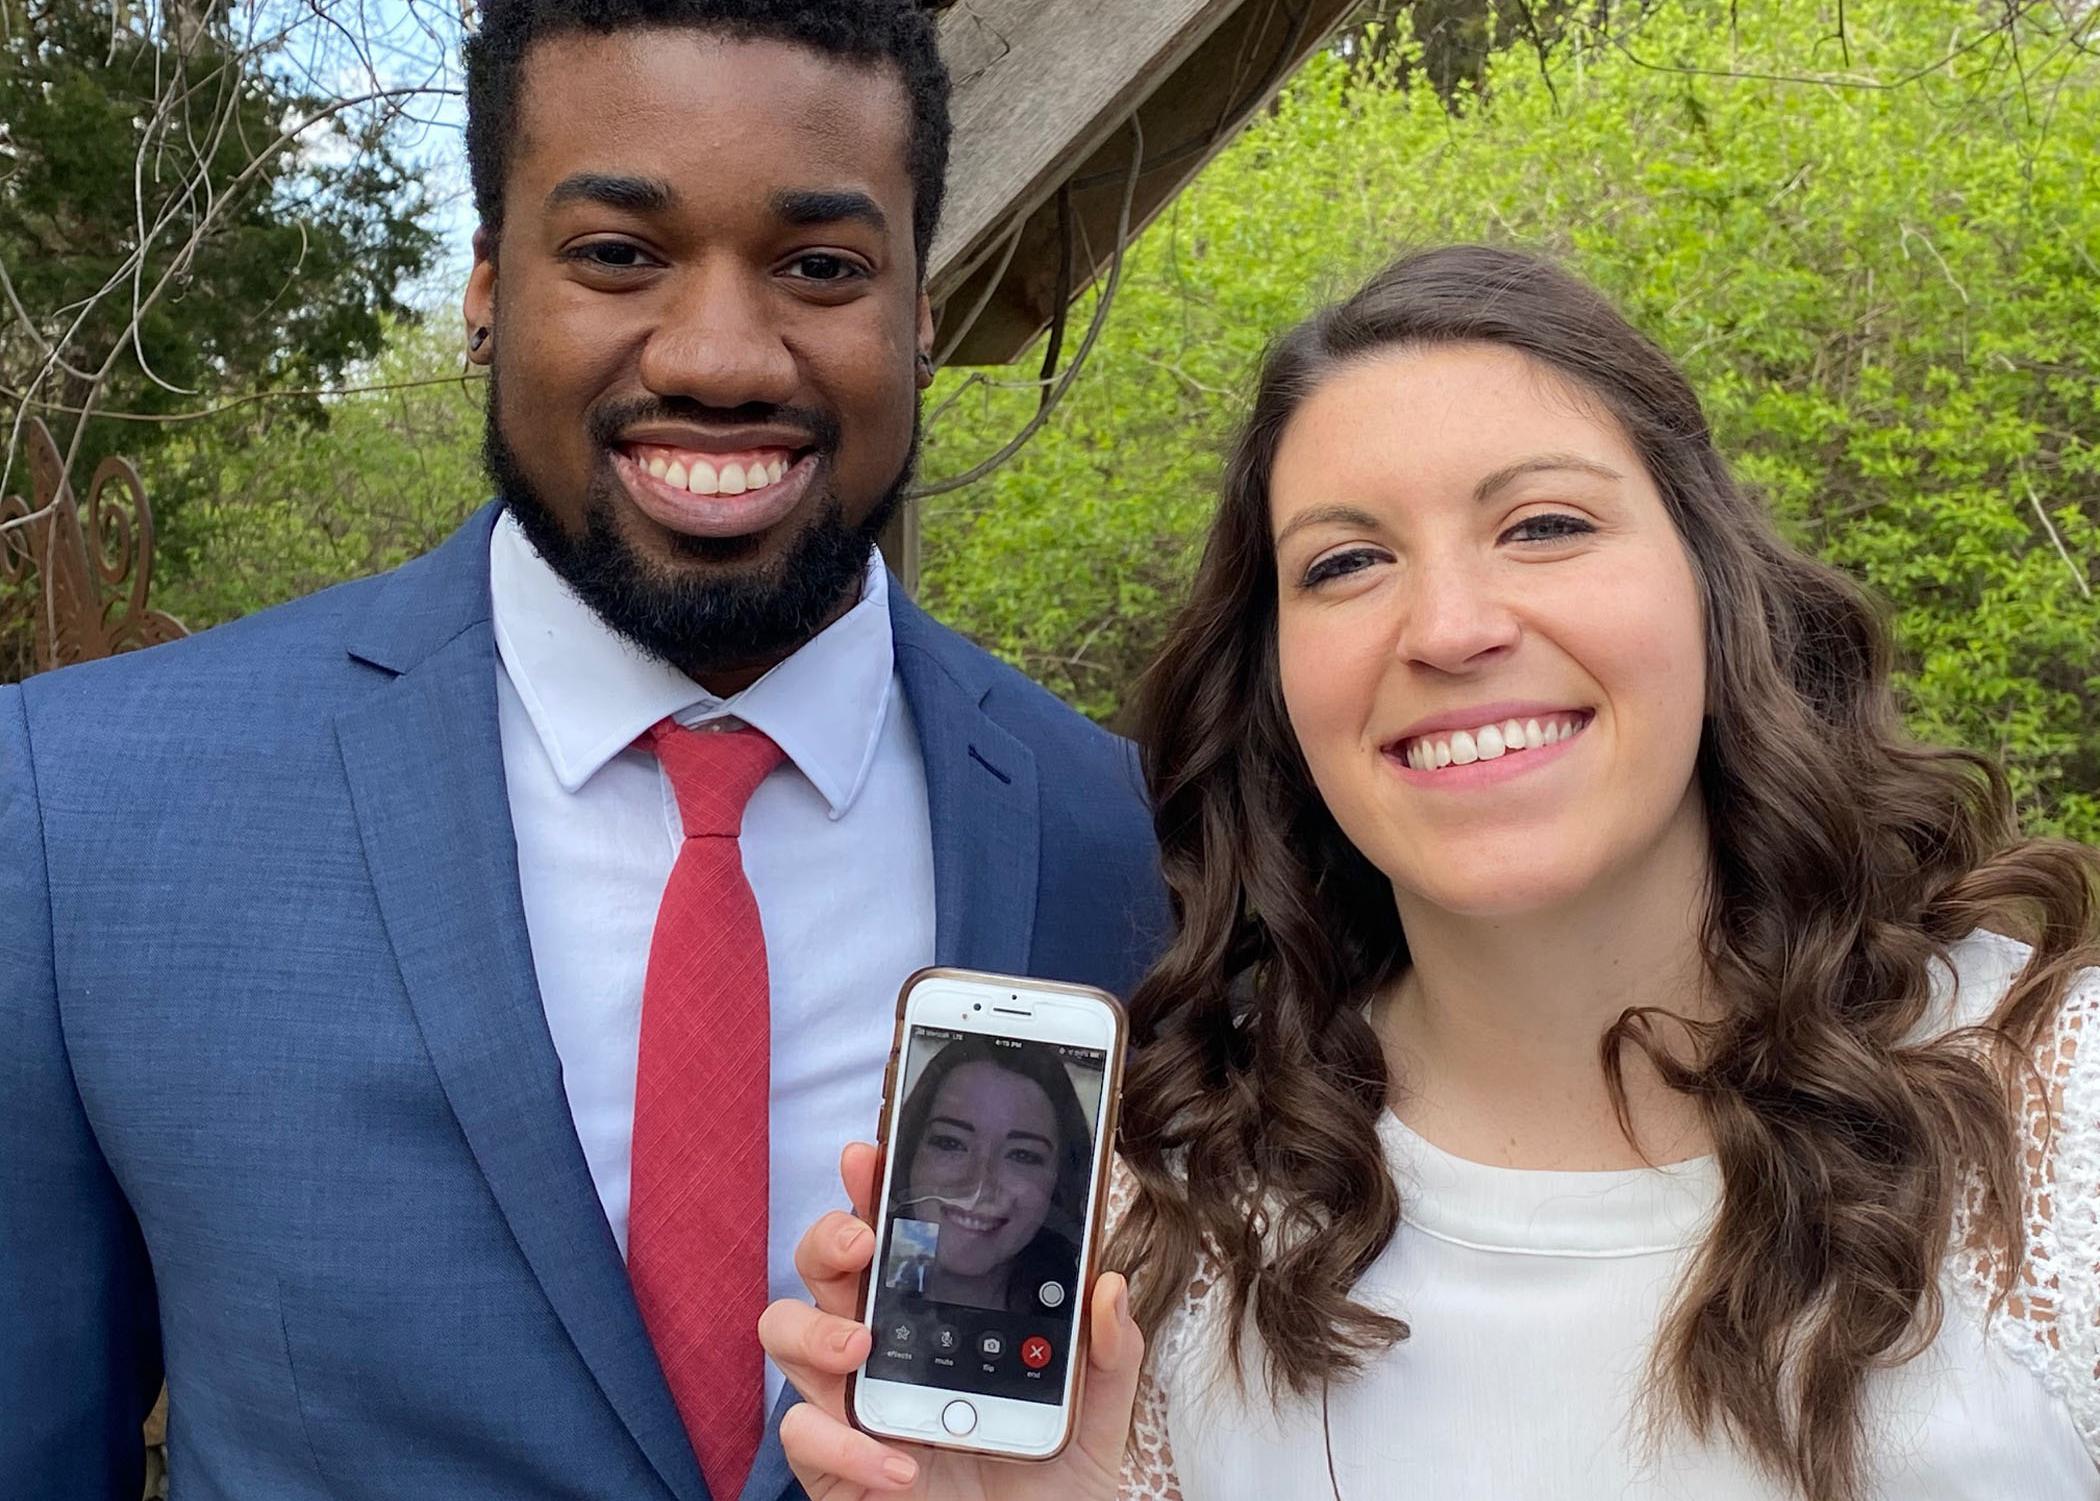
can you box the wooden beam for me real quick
[883,0,1358,590]
[926,0,1245,303]
[928,0,1358,365]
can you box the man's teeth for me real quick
[1402,714,1585,772]
[641,451,791,495]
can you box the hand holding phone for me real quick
[760,1141,1144,1498]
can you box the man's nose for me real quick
[636,261,798,409]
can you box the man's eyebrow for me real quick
[545,173,676,214]
[1472,453,1623,505]
[1274,503,1386,550]
[770,187,888,234]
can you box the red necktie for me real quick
[628,718,783,1501]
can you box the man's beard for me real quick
[485,372,916,679]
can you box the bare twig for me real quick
[2024,474,2093,599]
[0,372,486,425]
[907,113,1147,503]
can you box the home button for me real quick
[940,1399,978,1437]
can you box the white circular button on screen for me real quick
[941,1399,978,1437]
[1037,1280,1066,1308]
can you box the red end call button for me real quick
[1020,1336,1053,1370]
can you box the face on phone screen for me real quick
[866,1027,1108,1406]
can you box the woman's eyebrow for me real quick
[1002,1130,1055,1149]
[929,1115,977,1133]
[1274,503,1385,550]
[1472,453,1623,505]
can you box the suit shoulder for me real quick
[919,626,1140,791]
[20,569,379,695]
[13,566,404,752]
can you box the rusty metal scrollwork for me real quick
[1,416,187,676]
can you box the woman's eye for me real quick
[1006,1147,1048,1169]
[1504,512,1596,544]
[1300,548,1386,588]
[787,253,864,283]
[926,1133,968,1154]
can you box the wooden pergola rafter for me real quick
[884,0,1358,585]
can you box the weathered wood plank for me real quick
[884,0,1357,586]
[927,0,1246,302]
[931,0,1358,365]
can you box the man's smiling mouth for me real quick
[609,443,821,541]
[623,442,801,496]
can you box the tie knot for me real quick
[643,720,784,838]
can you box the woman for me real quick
[881,1035,1089,1314]
[762,245,2100,1500]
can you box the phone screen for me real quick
[866,1024,1109,1407]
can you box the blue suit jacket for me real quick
[0,504,1168,1501]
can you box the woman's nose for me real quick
[1394,557,1521,672]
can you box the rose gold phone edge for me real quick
[842,965,1129,1463]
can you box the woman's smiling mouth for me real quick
[1384,707,1595,785]
[942,1206,1008,1235]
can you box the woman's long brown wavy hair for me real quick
[1106,244,2100,1501]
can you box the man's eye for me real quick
[788,253,864,283]
[1504,513,1596,544]
[1300,549,1385,588]
[564,242,651,270]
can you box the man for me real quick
[0,4,1166,1498]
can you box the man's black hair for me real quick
[464,0,952,272]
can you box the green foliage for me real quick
[152,322,487,628]
[917,0,2100,838]
[0,0,439,493]
[1,0,441,678]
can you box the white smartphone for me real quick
[846,967,1127,1461]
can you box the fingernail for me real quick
[830,1324,858,1355]
[1114,1275,1132,1325]
[883,1454,917,1486]
[839,1219,870,1253]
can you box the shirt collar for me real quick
[489,508,896,819]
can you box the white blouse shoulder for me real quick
[1115,932,2100,1500]
[1944,932,2100,1457]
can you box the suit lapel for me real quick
[889,586,1041,975]
[336,507,708,1501]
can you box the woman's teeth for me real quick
[1401,713,1586,772]
[945,1207,1004,1233]
[640,450,792,496]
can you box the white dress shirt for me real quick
[488,510,937,1410]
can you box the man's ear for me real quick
[464,225,498,365]
[915,290,936,387]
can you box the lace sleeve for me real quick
[1107,1157,1184,1501]
[1965,965,2100,1459]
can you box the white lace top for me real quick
[1116,931,2100,1500]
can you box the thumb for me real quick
[1072,1272,1145,1474]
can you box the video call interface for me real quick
[869,1026,1108,1406]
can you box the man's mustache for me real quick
[585,397,842,454]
